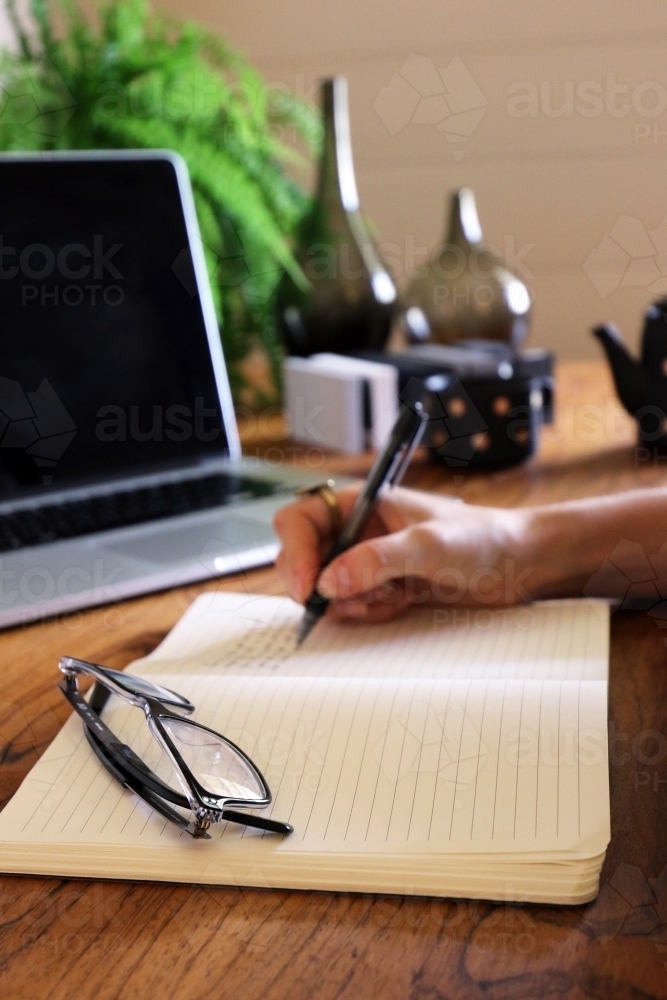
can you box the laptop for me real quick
[0,150,327,628]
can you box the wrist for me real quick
[520,503,602,599]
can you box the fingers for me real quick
[274,483,465,606]
[328,582,411,623]
[318,527,420,601]
[273,485,361,602]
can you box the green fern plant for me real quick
[0,0,319,402]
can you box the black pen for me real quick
[296,398,429,645]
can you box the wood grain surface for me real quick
[1,359,667,1000]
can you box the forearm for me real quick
[522,487,667,600]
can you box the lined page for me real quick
[1,672,609,857]
[136,593,610,683]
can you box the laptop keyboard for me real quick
[0,472,282,553]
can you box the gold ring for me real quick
[295,479,341,534]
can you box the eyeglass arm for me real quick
[221,810,293,835]
[61,679,190,809]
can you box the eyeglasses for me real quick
[59,656,293,840]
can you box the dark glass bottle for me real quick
[276,77,396,356]
[402,188,531,349]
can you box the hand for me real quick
[273,484,533,623]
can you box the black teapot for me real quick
[593,298,667,450]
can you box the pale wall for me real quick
[157,0,667,359]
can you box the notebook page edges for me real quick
[0,674,609,861]
[135,594,610,683]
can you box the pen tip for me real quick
[296,610,317,646]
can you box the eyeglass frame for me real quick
[59,655,292,839]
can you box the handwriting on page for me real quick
[140,595,609,683]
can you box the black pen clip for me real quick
[389,404,428,487]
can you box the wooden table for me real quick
[2,359,667,999]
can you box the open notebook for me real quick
[0,593,611,904]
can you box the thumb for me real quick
[317,528,417,601]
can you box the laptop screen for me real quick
[0,155,231,501]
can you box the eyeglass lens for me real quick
[101,667,193,709]
[159,718,266,802]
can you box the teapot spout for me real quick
[592,322,656,416]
